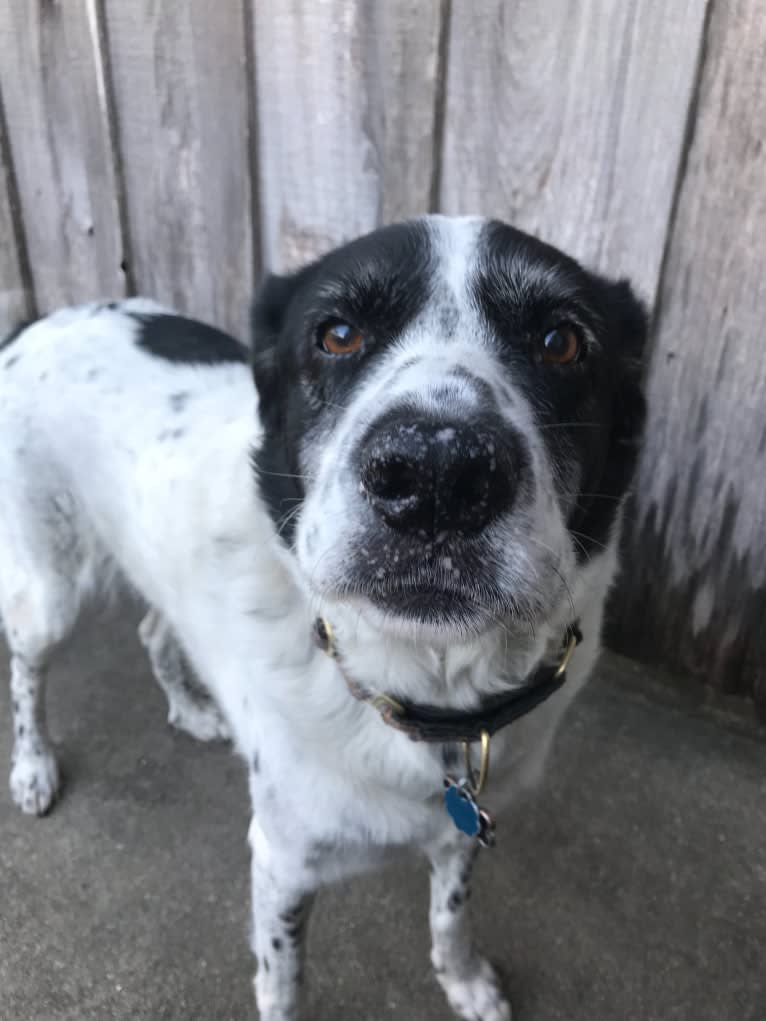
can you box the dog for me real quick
[0,216,646,1020]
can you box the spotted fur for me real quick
[0,217,646,1020]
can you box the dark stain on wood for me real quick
[610,486,766,716]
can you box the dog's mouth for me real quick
[334,571,518,634]
[374,586,496,631]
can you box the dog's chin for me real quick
[322,578,518,644]
[370,587,493,633]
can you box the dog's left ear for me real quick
[604,278,649,453]
[569,279,649,549]
[606,279,648,359]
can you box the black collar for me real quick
[312,618,582,744]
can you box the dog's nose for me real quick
[359,420,517,536]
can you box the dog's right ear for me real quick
[251,274,292,373]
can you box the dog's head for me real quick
[252,216,646,642]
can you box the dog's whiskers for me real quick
[277,502,304,537]
[524,536,576,620]
[568,530,592,563]
[256,466,315,482]
[318,398,350,413]
[577,491,625,503]
[537,421,607,431]
[569,529,609,553]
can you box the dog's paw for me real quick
[10,748,60,816]
[253,973,301,1021]
[168,699,230,743]
[435,956,512,1021]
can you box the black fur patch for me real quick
[251,222,433,541]
[474,221,647,562]
[133,313,248,365]
[280,904,307,944]
[447,890,464,911]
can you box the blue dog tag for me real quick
[443,778,496,847]
[444,779,482,837]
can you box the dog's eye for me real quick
[539,325,581,365]
[318,322,365,356]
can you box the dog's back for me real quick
[0,301,256,811]
[0,299,256,595]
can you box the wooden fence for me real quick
[1,1,763,709]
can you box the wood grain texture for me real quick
[253,0,443,272]
[0,0,127,310]
[0,86,32,333]
[0,0,763,707]
[104,0,253,337]
[611,0,766,707]
[440,0,709,304]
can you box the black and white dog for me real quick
[0,217,646,1020]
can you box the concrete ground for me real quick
[0,605,764,1021]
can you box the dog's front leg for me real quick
[426,833,511,1021]
[249,817,315,1021]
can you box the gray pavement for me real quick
[0,604,764,1021]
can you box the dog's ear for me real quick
[569,278,649,552]
[250,271,310,532]
[606,278,649,363]
[250,267,312,439]
[250,271,306,429]
[604,279,649,453]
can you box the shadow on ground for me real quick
[0,605,764,1020]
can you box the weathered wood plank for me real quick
[611,0,766,709]
[0,86,32,334]
[0,0,127,311]
[104,0,254,338]
[440,0,709,304]
[253,0,443,272]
